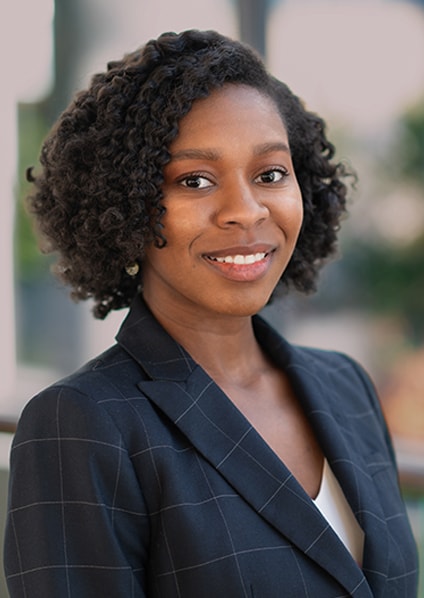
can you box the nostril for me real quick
[217,196,269,229]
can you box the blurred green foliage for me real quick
[398,104,424,186]
[344,102,424,342]
[15,103,50,281]
[344,235,424,342]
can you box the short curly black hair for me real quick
[28,29,351,319]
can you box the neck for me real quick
[142,294,267,385]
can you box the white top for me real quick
[313,459,364,566]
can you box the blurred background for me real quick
[0,0,423,594]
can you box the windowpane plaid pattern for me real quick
[4,297,419,597]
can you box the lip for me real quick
[202,244,276,282]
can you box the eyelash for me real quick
[177,166,290,190]
[178,172,212,189]
[255,167,289,184]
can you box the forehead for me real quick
[173,84,288,146]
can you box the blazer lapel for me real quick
[117,298,373,596]
[253,317,389,596]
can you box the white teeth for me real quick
[210,252,266,265]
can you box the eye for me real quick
[179,174,213,189]
[255,168,288,184]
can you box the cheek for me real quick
[292,185,304,224]
[295,199,304,231]
[277,194,304,236]
[161,203,208,248]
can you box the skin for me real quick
[142,84,323,497]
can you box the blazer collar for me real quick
[117,296,383,596]
[116,295,197,381]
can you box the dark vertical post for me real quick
[237,0,270,57]
[44,0,84,121]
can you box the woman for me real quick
[4,30,418,597]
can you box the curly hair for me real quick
[27,29,351,319]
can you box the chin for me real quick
[215,293,272,318]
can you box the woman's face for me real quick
[142,84,303,322]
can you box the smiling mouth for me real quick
[206,252,268,265]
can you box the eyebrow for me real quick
[253,141,291,156]
[170,148,220,161]
[170,141,291,162]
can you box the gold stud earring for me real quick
[125,263,139,277]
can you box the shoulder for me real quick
[256,316,394,448]
[292,344,397,460]
[296,345,380,404]
[296,344,375,385]
[58,342,148,397]
[289,343,385,422]
[255,313,377,397]
[41,341,147,400]
[14,343,150,448]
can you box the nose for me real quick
[215,178,269,229]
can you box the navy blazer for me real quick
[4,296,418,597]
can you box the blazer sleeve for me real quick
[4,384,149,598]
